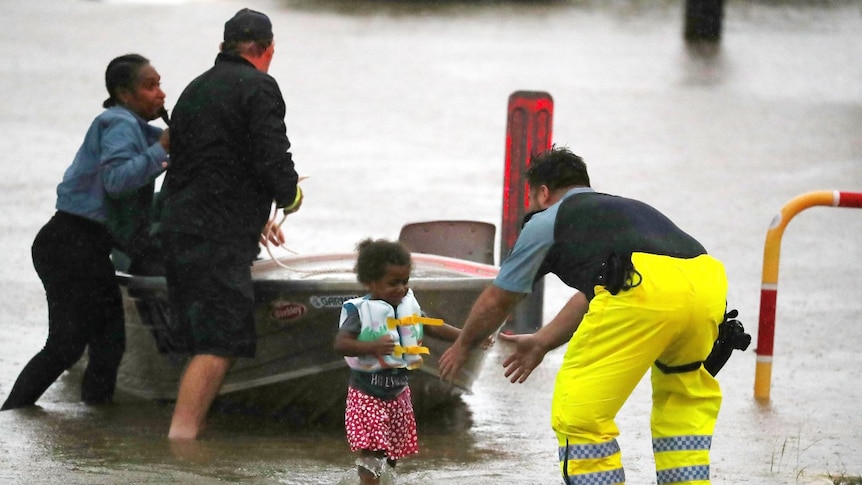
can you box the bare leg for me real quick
[358,467,378,485]
[356,450,389,485]
[168,354,232,440]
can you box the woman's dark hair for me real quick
[354,238,412,284]
[525,145,591,190]
[103,54,150,109]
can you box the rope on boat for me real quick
[262,210,299,266]
[259,178,304,270]
[260,234,343,276]
[258,180,340,276]
[261,209,306,271]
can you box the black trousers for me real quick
[2,211,124,410]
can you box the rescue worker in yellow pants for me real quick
[439,146,730,484]
[554,253,726,484]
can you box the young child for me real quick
[334,238,462,485]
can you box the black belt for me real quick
[655,360,703,374]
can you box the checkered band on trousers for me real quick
[656,465,710,484]
[558,438,621,461]
[562,467,625,485]
[652,435,712,453]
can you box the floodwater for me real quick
[1,0,861,483]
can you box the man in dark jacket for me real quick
[159,8,303,440]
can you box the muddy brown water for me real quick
[1,0,861,483]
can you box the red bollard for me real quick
[501,91,553,334]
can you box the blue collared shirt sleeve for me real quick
[493,187,595,294]
[493,210,556,294]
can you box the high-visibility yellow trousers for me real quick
[552,253,727,485]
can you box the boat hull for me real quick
[116,253,497,424]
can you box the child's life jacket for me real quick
[341,289,444,372]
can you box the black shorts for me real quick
[162,232,256,358]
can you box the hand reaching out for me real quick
[438,340,470,383]
[439,335,494,382]
[499,332,547,384]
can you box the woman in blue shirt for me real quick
[1,54,169,410]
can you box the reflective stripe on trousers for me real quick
[653,436,711,484]
[559,438,625,484]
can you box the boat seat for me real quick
[398,220,496,265]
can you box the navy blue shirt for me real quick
[495,187,706,299]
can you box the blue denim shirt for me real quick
[55,106,167,223]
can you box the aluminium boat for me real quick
[115,232,498,426]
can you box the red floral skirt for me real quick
[344,386,419,460]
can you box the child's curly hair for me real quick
[354,238,412,284]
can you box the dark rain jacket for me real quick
[159,52,299,256]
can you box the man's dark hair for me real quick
[354,238,412,284]
[221,38,273,57]
[525,145,590,190]
[103,53,149,109]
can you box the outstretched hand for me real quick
[438,341,470,383]
[499,332,547,384]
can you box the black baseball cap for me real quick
[223,8,273,42]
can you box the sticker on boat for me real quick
[270,301,308,321]
[310,295,359,309]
